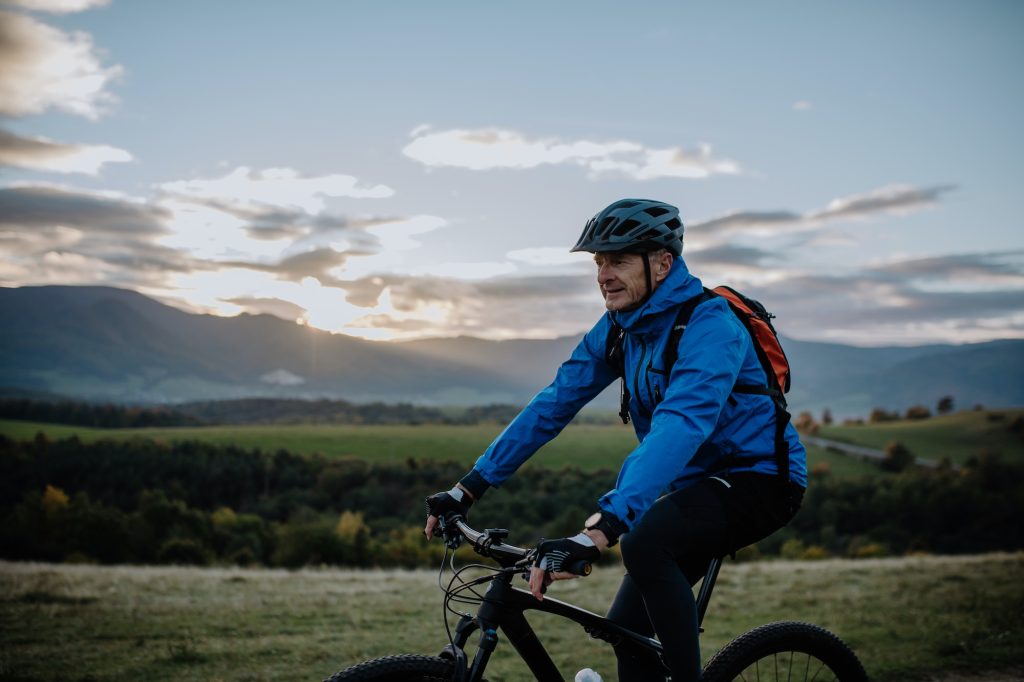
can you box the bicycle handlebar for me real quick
[440,514,592,576]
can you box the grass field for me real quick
[1,553,1021,681]
[819,409,1024,465]
[0,418,883,480]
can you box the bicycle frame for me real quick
[438,519,725,682]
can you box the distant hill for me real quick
[2,285,1022,417]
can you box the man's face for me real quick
[594,251,650,312]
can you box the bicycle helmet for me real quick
[571,198,684,257]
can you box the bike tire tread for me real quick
[323,654,454,682]
[702,620,868,682]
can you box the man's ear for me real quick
[654,251,674,282]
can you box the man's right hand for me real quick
[423,485,474,539]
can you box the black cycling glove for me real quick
[425,486,473,528]
[534,533,601,575]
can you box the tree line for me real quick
[1,433,1021,568]
[0,397,530,428]
[0,398,203,428]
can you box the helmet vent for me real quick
[644,206,670,217]
[665,217,682,230]
[612,219,641,236]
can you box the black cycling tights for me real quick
[607,473,803,681]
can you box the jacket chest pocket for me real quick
[643,364,668,409]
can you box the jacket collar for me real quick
[610,257,704,336]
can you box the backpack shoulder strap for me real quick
[604,317,632,424]
[663,287,716,371]
[604,318,626,378]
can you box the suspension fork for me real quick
[467,574,563,682]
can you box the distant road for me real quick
[802,434,956,470]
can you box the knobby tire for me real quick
[323,654,454,682]
[702,621,868,682]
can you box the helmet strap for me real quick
[641,251,654,304]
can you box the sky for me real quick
[1,0,1022,346]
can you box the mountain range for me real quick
[2,285,1022,418]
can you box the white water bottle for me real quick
[574,669,604,682]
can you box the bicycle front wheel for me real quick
[702,621,867,682]
[324,654,454,681]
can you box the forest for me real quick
[2,431,1021,568]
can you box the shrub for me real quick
[851,542,888,559]
[779,538,806,559]
[157,538,212,565]
[272,521,347,568]
[881,442,914,472]
[869,408,899,423]
[794,411,818,434]
[904,405,931,420]
[800,545,830,560]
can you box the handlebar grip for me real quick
[567,560,592,576]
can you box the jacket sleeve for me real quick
[470,315,619,487]
[599,300,745,529]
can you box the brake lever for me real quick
[437,513,463,550]
[516,551,537,581]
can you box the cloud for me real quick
[687,243,779,268]
[402,126,740,180]
[222,247,362,284]
[260,369,305,386]
[168,199,400,243]
[339,272,602,339]
[0,128,131,174]
[869,251,1024,286]
[506,247,592,267]
[734,250,1024,344]
[691,184,956,237]
[0,10,122,119]
[0,183,211,293]
[0,185,168,234]
[223,296,307,321]
[157,166,394,214]
[0,0,109,12]
[153,166,407,268]
[809,184,957,222]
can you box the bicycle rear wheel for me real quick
[702,621,867,682]
[324,654,454,681]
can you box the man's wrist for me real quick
[581,528,609,551]
[458,469,491,501]
[584,510,628,547]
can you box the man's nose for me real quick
[597,263,613,283]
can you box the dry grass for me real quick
[1,553,1022,681]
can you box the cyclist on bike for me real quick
[425,198,808,681]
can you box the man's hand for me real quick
[528,533,602,600]
[423,485,474,540]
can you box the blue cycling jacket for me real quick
[469,257,808,530]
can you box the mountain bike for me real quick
[323,514,867,681]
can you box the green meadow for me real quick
[1,553,1021,681]
[819,408,1024,464]
[0,418,884,479]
